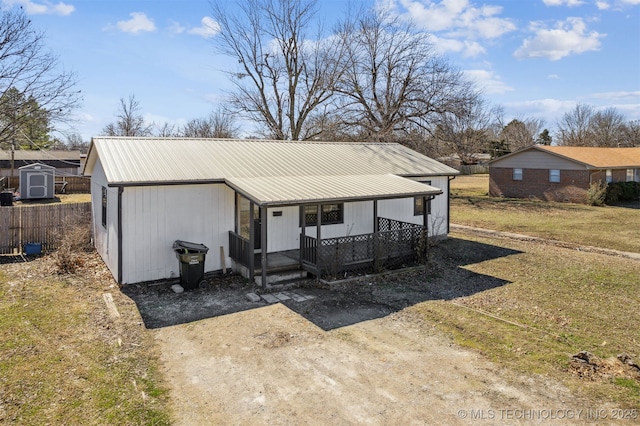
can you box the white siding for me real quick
[304,200,374,240]
[120,183,235,284]
[376,176,449,237]
[90,159,119,281]
[266,205,300,252]
[491,151,586,170]
[268,201,375,251]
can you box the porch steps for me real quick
[254,269,308,287]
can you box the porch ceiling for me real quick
[225,174,442,207]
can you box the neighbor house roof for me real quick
[489,145,640,169]
[0,150,82,170]
[83,137,458,186]
[0,150,81,161]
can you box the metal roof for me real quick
[0,150,81,161]
[489,145,640,168]
[226,174,443,206]
[84,137,459,185]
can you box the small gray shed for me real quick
[19,163,55,199]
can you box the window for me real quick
[513,168,523,181]
[606,169,612,183]
[101,187,107,228]
[302,203,344,226]
[627,169,634,182]
[549,169,560,183]
[414,197,432,216]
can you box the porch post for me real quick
[422,197,428,228]
[373,199,379,268]
[373,199,378,233]
[299,205,305,268]
[316,203,322,274]
[249,201,255,283]
[260,206,268,290]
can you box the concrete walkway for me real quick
[450,223,640,262]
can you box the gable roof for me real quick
[84,137,458,186]
[490,145,640,169]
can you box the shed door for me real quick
[28,173,47,198]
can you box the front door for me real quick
[238,194,261,250]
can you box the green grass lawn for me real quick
[450,174,640,253]
[0,256,171,425]
[415,232,640,408]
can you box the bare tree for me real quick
[556,104,633,147]
[433,97,494,165]
[589,107,626,147]
[102,95,153,136]
[180,108,239,138]
[154,122,179,137]
[211,0,347,140]
[0,8,81,148]
[621,120,640,147]
[556,103,594,146]
[333,7,477,142]
[499,117,544,151]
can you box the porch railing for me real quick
[228,231,252,267]
[301,217,425,277]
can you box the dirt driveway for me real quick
[154,303,604,425]
[141,237,613,425]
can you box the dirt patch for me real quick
[155,305,610,425]
[570,352,640,382]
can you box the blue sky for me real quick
[3,0,639,142]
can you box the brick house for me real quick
[489,146,640,203]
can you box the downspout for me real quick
[117,186,123,285]
[447,176,456,234]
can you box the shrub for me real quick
[54,222,93,274]
[587,181,608,206]
[606,182,640,204]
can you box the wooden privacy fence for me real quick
[1,175,91,194]
[0,202,92,254]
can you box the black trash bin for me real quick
[0,191,13,207]
[173,240,209,290]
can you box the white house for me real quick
[83,137,459,286]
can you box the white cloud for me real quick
[463,69,513,94]
[1,0,74,15]
[506,98,577,122]
[430,35,486,57]
[587,90,640,101]
[595,1,611,9]
[188,16,220,38]
[542,0,584,6]
[116,12,156,34]
[547,74,560,79]
[621,0,640,4]
[514,17,604,61]
[168,21,186,35]
[390,0,516,39]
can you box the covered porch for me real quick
[226,174,442,288]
